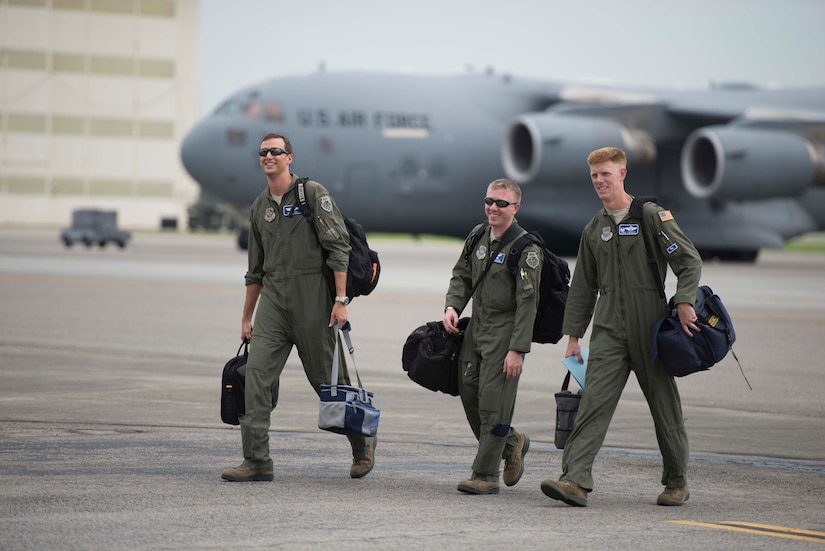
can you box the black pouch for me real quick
[221,341,279,425]
[554,371,582,449]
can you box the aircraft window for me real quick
[245,101,261,120]
[226,128,246,146]
[265,102,284,122]
[214,100,244,116]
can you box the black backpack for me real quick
[221,341,279,425]
[466,226,570,344]
[294,178,380,300]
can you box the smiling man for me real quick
[540,147,702,507]
[221,133,376,483]
[442,178,542,495]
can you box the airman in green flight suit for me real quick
[221,133,375,482]
[444,178,541,495]
[541,147,702,507]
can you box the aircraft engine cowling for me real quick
[681,126,824,200]
[501,113,656,185]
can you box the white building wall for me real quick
[0,0,200,231]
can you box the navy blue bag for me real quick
[318,323,380,437]
[651,285,737,377]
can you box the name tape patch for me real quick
[618,224,639,236]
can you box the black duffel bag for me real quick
[401,317,470,396]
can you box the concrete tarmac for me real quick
[1,229,824,550]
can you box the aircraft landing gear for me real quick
[699,249,759,263]
[237,228,249,250]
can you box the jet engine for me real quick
[501,113,656,185]
[681,126,825,200]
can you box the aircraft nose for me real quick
[180,123,222,189]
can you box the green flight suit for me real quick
[445,223,541,482]
[560,201,702,491]
[240,174,368,471]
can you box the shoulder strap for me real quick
[463,223,487,265]
[292,177,312,220]
[633,196,667,306]
[506,232,536,271]
[458,223,522,315]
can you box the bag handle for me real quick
[329,321,369,400]
[237,339,249,358]
[561,370,572,392]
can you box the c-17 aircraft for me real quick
[180,70,825,261]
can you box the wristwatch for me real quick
[335,296,350,305]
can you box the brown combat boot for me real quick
[503,433,530,487]
[657,485,690,506]
[350,436,377,478]
[457,478,500,495]
[540,478,588,506]
[221,463,274,482]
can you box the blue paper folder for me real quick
[561,348,588,389]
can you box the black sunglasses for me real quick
[258,147,288,157]
[484,197,519,208]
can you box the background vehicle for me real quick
[60,209,131,249]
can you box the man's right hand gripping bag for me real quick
[651,285,736,377]
[401,318,470,397]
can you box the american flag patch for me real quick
[658,210,674,222]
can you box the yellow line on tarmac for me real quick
[668,521,825,544]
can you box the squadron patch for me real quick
[476,245,487,260]
[264,207,276,222]
[658,210,674,222]
[320,196,333,213]
[525,251,540,269]
[618,224,639,236]
[494,252,505,264]
[601,227,613,241]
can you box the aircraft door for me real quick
[342,162,389,226]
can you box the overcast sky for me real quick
[198,0,825,118]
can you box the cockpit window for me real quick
[214,100,245,116]
[213,99,262,120]
[214,94,285,123]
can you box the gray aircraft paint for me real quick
[181,71,825,260]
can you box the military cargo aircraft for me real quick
[180,70,825,260]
